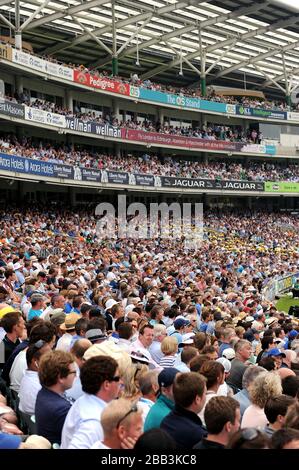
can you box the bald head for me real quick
[284,350,297,368]
[278,368,296,380]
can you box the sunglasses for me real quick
[109,375,121,382]
[116,403,138,429]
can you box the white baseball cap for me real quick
[222,348,236,360]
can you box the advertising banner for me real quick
[134,87,229,113]
[240,143,276,155]
[263,273,299,301]
[12,49,45,73]
[12,49,73,81]
[287,112,299,122]
[236,105,287,120]
[0,100,24,119]
[80,168,102,182]
[265,181,299,193]
[44,61,73,81]
[65,117,121,138]
[161,176,264,191]
[101,170,129,185]
[0,152,73,179]
[121,129,273,153]
[73,70,130,96]
[24,106,66,128]
[131,173,155,186]
[0,44,12,61]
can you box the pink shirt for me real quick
[241,404,268,429]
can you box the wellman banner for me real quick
[73,70,130,95]
[0,100,25,119]
[65,117,122,138]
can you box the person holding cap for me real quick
[144,368,179,432]
[266,348,286,370]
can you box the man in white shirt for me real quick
[131,323,159,369]
[91,398,143,449]
[56,313,81,352]
[19,340,52,415]
[61,355,122,449]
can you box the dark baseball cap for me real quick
[158,368,179,388]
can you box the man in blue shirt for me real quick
[27,293,45,321]
[35,350,76,445]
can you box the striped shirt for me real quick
[159,355,176,368]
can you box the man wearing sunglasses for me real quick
[61,355,122,449]
[91,398,143,449]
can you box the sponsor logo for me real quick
[76,71,88,84]
[130,86,140,98]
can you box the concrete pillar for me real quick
[201,114,207,129]
[201,76,206,97]
[202,152,208,164]
[69,187,76,207]
[15,31,22,50]
[112,57,118,76]
[15,75,23,96]
[112,99,119,120]
[64,89,73,112]
[156,107,164,126]
[122,109,126,123]
[114,143,121,157]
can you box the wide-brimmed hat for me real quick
[60,313,81,331]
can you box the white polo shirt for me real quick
[61,393,107,449]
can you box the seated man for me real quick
[161,372,207,449]
[35,350,76,445]
[91,398,143,449]
[61,355,122,449]
[193,396,241,449]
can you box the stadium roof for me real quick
[1,0,299,98]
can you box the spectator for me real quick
[144,368,179,431]
[91,399,143,449]
[19,340,52,415]
[194,396,241,449]
[35,350,76,444]
[241,371,282,429]
[61,355,121,449]
[264,395,295,437]
[161,372,207,449]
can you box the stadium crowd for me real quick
[0,136,298,182]
[36,51,289,111]
[0,206,299,449]
[5,94,259,144]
